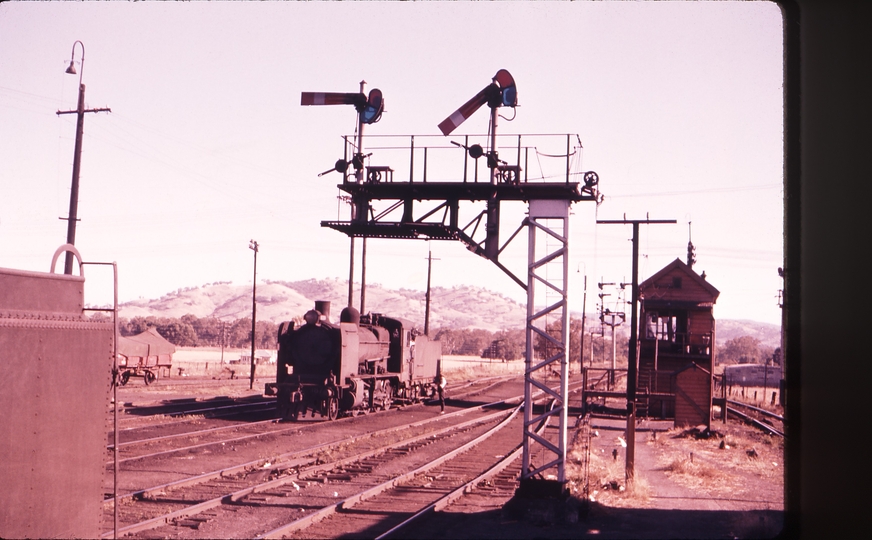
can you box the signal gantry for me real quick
[303,70,602,499]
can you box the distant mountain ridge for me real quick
[119,279,529,333]
[119,279,781,347]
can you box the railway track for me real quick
[101,375,580,538]
[264,405,548,540]
[111,399,276,435]
[102,376,522,503]
[116,395,274,421]
[371,401,559,540]
[106,376,519,462]
[721,399,784,437]
[102,401,521,537]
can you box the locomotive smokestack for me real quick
[315,300,331,322]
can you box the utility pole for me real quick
[598,281,624,377]
[348,239,355,308]
[580,273,587,373]
[249,240,259,390]
[589,330,596,366]
[687,221,697,268]
[424,248,440,336]
[220,321,226,364]
[356,81,369,314]
[778,266,786,406]
[601,309,625,372]
[57,40,110,274]
[597,216,675,483]
[360,237,367,314]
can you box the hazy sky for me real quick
[0,1,784,325]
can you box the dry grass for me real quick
[724,385,783,411]
[566,419,784,511]
[661,454,725,482]
[441,356,525,381]
[650,423,783,500]
[576,438,652,507]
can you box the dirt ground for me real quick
[407,415,784,539]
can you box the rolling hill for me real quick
[118,279,781,347]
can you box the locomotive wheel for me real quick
[120,371,130,386]
[326,396,339,421]
[144,371,157,385]
[379,391,392,411]
[378,381,393,411]
[410,386,419,403]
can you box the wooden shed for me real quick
[674,362,713,428]
[637,258,719,425]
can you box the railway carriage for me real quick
[117,327,175,385]
[265,301,441,420]
[723,363,782,387]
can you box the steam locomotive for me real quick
[265,301,442,420]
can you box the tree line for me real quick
[718,335,782,366]
[435,318,630,365]
[111,314,632,362]
[117,315,280,350]
[112,313,776,367]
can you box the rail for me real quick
[726,399,784,422]
[102,376,523,509]
[102,404,517,538]
[257,406,522,539]
[725,405,784,437]
[375,398,559,539]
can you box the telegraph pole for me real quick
[778,266,786,406]
[249,240,259,390]
[580,273,587,373]
[360,237,367,314]
[601,309,625,372]
[356,81,369,314]
[598,281,624,377]
[57,40,110,274]
[348,239,355,308]
[424,248,440,336]
[597,217,675,483]
[220,321,226,365]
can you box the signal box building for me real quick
[637,258,719,427]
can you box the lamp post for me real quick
[249,240,259,390]
[57,40,110,274]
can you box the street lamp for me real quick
[249,240,259,390]
[65,41,84,84]
[57,40,110,274]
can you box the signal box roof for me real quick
[639,258,720,306]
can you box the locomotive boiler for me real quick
[265,301,441,420]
